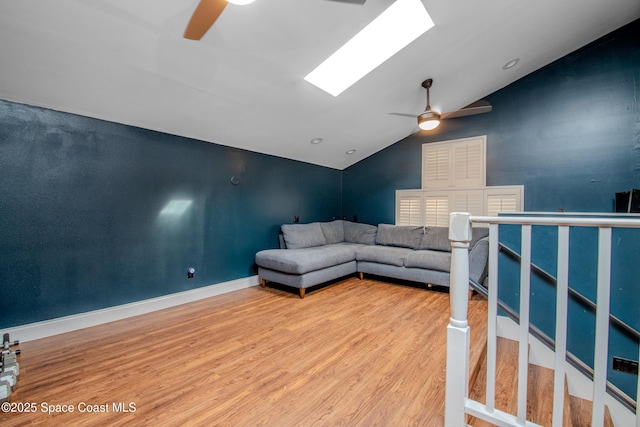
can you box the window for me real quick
[424,192,450,227]
[422,136,486,188]
[397,186,523,226]
[396,191,423,226]
[396,135,524,226]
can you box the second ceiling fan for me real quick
[392,79,492,131]
[184,0,367,40]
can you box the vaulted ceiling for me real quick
[1,0,639,170]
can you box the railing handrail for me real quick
[445,212,640,427]
[497,243,640,342]
[470,214,640,228]
[468,212,640,416]
[468,278,638,413]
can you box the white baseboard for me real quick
[1,275,259,343]
[496,315,635,427]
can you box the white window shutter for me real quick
[452,189,484,216]
[425,193,449,227]
[451,137,485,187]
[422,144,450,188]
[485,187,523,216]
[396,191,423,225]
[397,136,524,227]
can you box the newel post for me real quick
[444,212,472,427]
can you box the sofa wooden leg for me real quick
[358,272,364,280]
[260,278,266,288]
[299,288,306,298]
[468,289,474,300]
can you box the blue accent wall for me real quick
[343,19,640,222]
[0,100,342,328]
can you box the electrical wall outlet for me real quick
[612,356,638,375]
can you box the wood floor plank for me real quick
[1,278,488,426]
[569,395,615,427]
[526,363,556,426]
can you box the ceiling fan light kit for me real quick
[418,110,440,130]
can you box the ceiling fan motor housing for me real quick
[418,110,439,122]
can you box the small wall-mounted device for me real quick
[187,267,195,279]
[612,356,638,375]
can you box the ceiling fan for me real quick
[392,79,492,131]
[184,0,367,40]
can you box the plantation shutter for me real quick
[399,136,524,226]
[422,144,450,188]
[485,188,523,216]
[425,193,449,227]
[396,191,423,226]
[451,137,485,187]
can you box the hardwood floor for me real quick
[1,277,488,426]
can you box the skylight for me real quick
[304,0,435,97]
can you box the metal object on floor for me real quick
[1,333,20,402]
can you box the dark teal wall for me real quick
[343,19,640,223]
[0,100,342,328]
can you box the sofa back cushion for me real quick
[418,227,451,252]
[418,226,490,252]
[343,221,377,245]
[320,220,345,244]
[375,224,424,249]
[281,223,327,249]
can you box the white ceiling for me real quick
[1,0,639,170]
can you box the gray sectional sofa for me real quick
[255,220,489,298]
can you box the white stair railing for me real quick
[445,212,640,427]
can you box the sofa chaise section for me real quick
[256,245,358,298]
[255,221,376,297]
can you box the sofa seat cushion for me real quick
[404,250,451,272]
[256,244,357,275]
[355,245,413,267]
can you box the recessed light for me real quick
[346,149,356,155]
[310,138,323,145]
[227,0,255,5]
[304,0,435,96]
[503,58,519,70]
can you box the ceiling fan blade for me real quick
[441,99,492,119]
[184,0,227,40]
[389,112,418,118]
[325,0,367,4]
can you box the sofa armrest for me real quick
[469,236,489,284]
